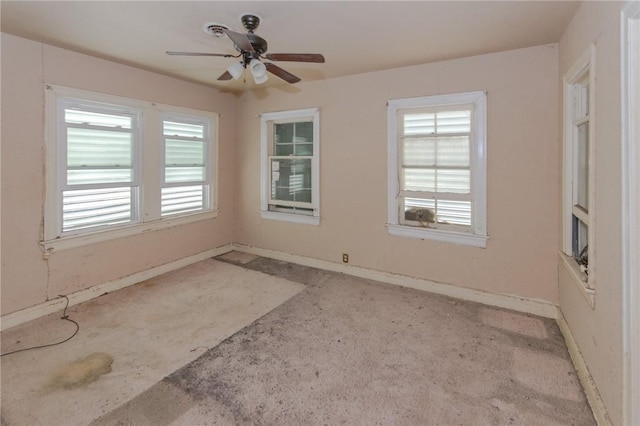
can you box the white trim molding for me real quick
[621,2,640,424]
[234,244,557,319]
[559,252,595,308]
[556,310,612,426]
[1,244,234,331]
[40,210,219,254]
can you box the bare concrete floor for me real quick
[1,252,595,425]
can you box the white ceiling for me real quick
[1,1,580,93]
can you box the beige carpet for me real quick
[88,254,595,425]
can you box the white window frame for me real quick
[260,108,320,225]
[161,112,212,217]
[56,97,143,235]
[387,91,488,248]
[43,85,218,252]
[562,45,596,294]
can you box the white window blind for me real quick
[161,118,209,216]
[399,109,473,228]
[60,103,139,233]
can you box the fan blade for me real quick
[265,63,301,84]
[218,71,233,81]
[264,53,325,63]
[166,51,235,58]
[221,29,254,52]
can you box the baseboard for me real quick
[233,244,558,319]
[1,244,235,331]
[556,309,611,426]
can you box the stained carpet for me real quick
[91,254,595,425]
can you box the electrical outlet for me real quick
[342,253,349,263]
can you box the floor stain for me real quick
[49,352,113,390]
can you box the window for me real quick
[161,115,211,217]
[562,45,595,289]
[59,100,141,233]
[260,108,320,225]
[387,91,487,247]
[44,86,218,250]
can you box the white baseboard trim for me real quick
[233,244,558,319]
[1,244,235,331]
[556,310,611,426]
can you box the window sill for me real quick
[260,210,320,226]
[41,210,219,254]
[387,224,488,248]
[559,252,595,308]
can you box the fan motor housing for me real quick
[246,33,268,54]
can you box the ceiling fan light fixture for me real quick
[253,73,268,84]
[227,61,245,80]
[169,15,323,86]
[249,58,268,84]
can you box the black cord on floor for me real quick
[1,295,80,357]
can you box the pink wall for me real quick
[557,2,626,424]
[1,34,237,314]
[235,44,560,303]
[2,37,560,311]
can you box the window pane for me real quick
[438,136,469,167]
[165,139,204,166]
[403,168,435,192]
[437,169,470,193]
[67,126,133,186]
[62,187,133,232]
[404,113,435,135]
[403,138,436,166]
[274,121,313,156]
[163,121,204,138]
[436,110,471,134]
[275,123,294,143]
[576,123,589,211]
[165,167,204,183]
[436,199,472,226]
[67,128,132,167]
[402,197,471,227]
[275,143,294,156]
[404,197,435,210]
[295,143,313,156]
[572,216,588,261]
[68,169,132,185]
[65,109,131,129]
[271,158,312,204]
[294,121,313,143]
[403,168,470,193]
[403,136,469,167]
[161,185,204,216]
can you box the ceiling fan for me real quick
[166,14,325,84]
